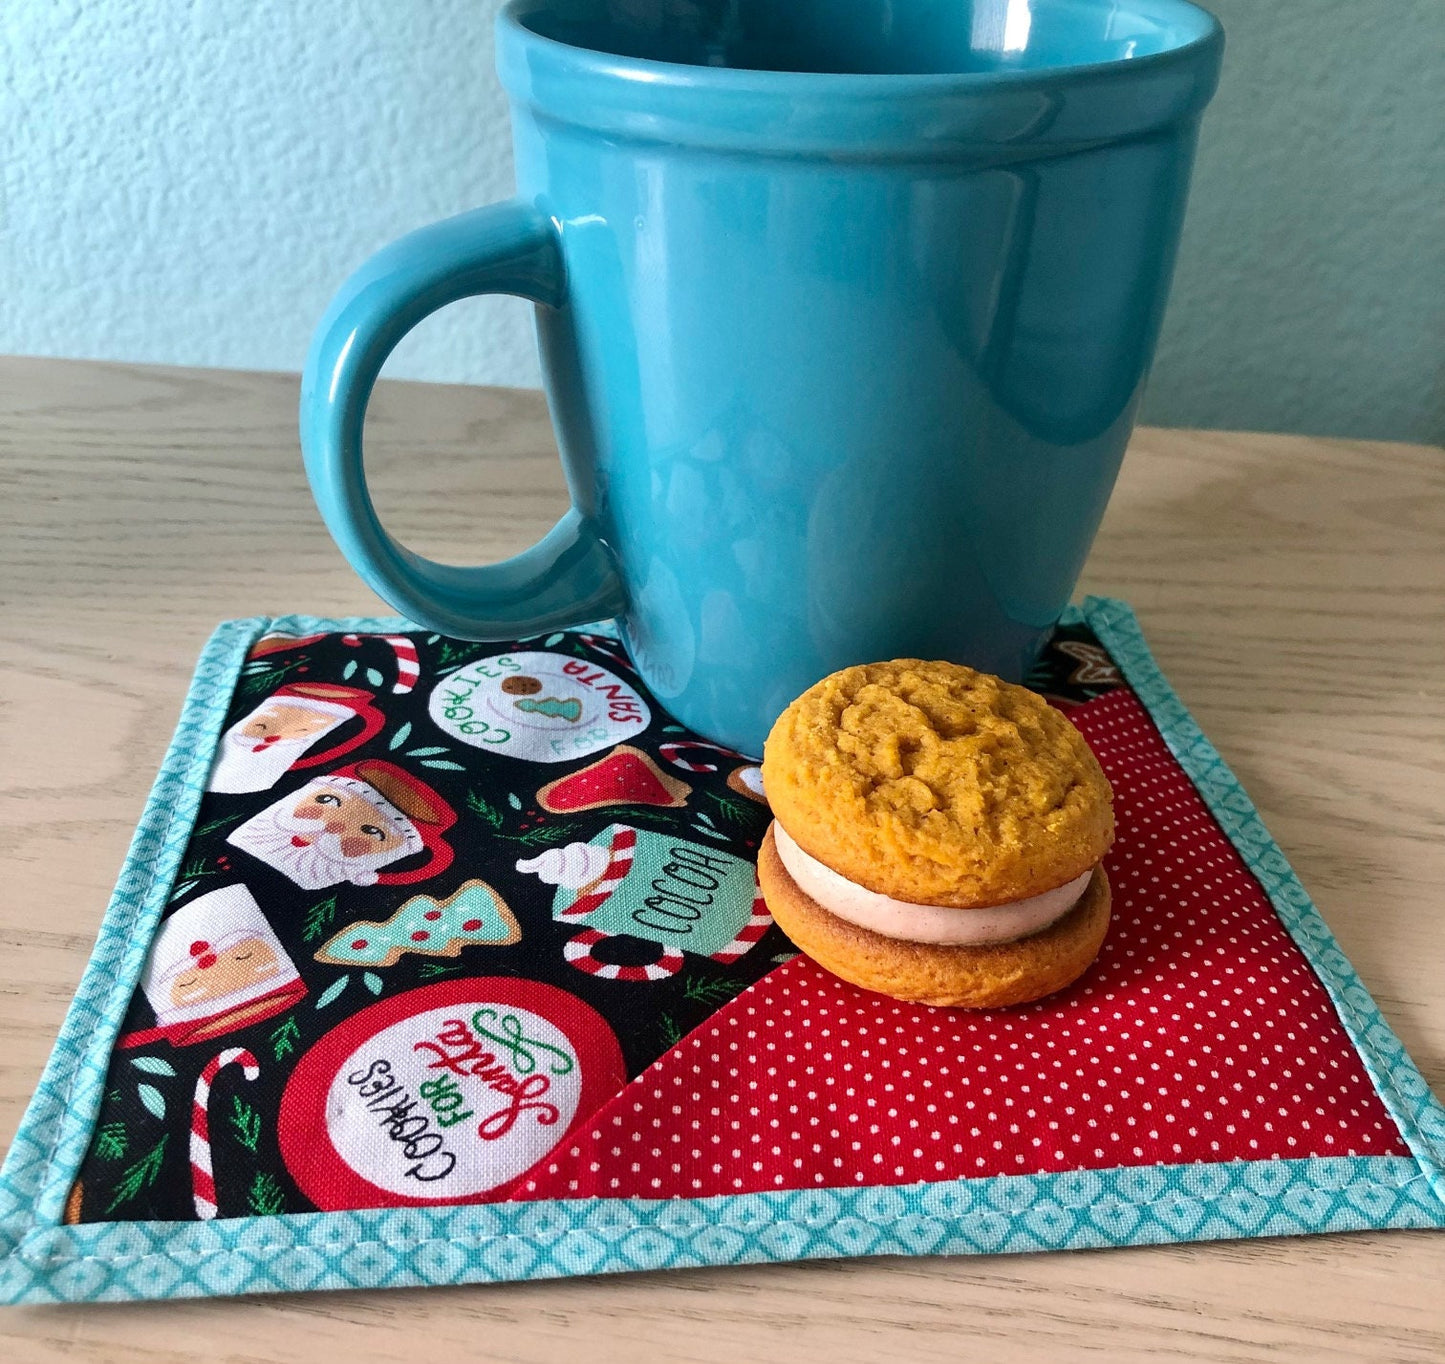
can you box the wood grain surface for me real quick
[1,356,1442,1361]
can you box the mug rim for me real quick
[498,0,1223,92]
[496,0,1224,158]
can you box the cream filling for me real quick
[774,823,1092,946]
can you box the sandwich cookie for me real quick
[758,659,1114,1008]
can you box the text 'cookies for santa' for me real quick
[758,659,1114,1009]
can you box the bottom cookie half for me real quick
[758,826,1111,1009]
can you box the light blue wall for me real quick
[3,1,1442,442]
[1,1,531,388]
[1145,0,1444,442]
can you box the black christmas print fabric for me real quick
[68,627,782,1223]
[67,623,1121,1223]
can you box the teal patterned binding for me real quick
[2,602,1442,1303]
[1079,597,1445,1209]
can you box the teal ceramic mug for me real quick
[300,0,1223,755]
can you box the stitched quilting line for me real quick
[11,617,263,1240]
[12,1170,1434,1268]
[1085,598,1445,1203]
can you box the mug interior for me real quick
[513,0,1218,76]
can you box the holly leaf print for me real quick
[137,1084,167,1120]
[95,1122,128,1162]
[228,1096,262,1152]
[301,895,339,943]
[104,1135,168,1214]
[316,975,350,1009]
[269,1014,301,1061]
[129,1056,176,1078]
[247,1170,286,1217]
[388,720,413,751]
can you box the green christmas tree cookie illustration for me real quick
[314,880,520,968]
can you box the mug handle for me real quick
[300,201,627,639]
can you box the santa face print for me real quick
[208,693,364,795]
[239,704,338,744]
[167,936,281,1008]
[429,651,650,762]
[292,785,408,858]
[228,779,417,890]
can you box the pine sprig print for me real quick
[301,895,339,943]
[94,1122,128,1162]
[104,1135,169,1214]
[247,1171,286,1216]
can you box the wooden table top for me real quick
[1,355,1442,1360]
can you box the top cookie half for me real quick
[762,660,1113,908]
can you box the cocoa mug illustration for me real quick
[300,0,1224,755]
[517,824,771,981]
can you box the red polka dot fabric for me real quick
[517,686,1408,1201]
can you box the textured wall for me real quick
[3,0,1442,441]
[1,0,535,388]
[1144,0,1444,442]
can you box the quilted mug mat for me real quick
[1,598,1442,1303]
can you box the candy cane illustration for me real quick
[342,633,421,693]
[563,928,685,982]
[191,1048,260,1220]
[575,632,633,669]
[526,824,769,985]
[659,740,747,773]
[709,882,773,964]
[553,827,637,919]
[382,636,420,693]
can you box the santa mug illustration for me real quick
[227,759,456,889]
[429,651,649,762]
[117,884,307,1049]
[208,683,386,794]
[278,978,625,1207]
[517,824,771,981]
